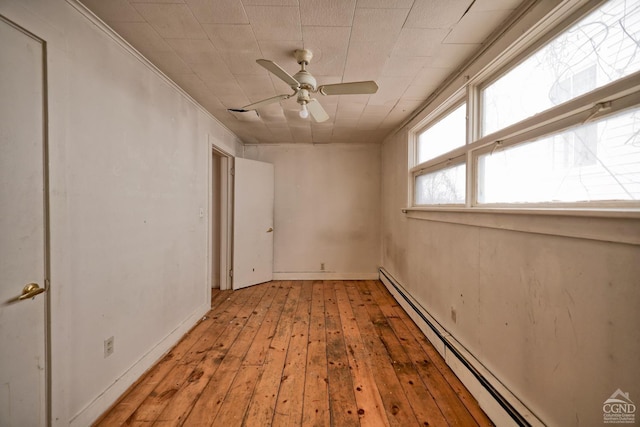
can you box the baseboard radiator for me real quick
[378,267,544,427]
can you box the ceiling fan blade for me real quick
[306,99,329,123]
[229,94,291,112]
[257,59,300,88]
[318,80,378,96]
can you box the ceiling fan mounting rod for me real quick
[294,49,313,66]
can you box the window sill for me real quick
[402,207,640,245]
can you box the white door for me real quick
[232,158,274,289]
[0,16,48,427]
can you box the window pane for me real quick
[417,104,466,164]
[478,107,640,203]
[415,164,466,205]
[482,0,640,136]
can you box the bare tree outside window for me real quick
[478,0,640,204]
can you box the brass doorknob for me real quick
[18,283,45,301]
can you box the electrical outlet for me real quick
[104,336,114,358]
[320,263,325,271]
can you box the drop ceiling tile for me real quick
[243,0,298,5]
[133,3,207,38]
[170,72,210,95]
[445,9,512,44]
[289,125,313,143]
[300,0,356,26]
[143,50,191,74]
[236,74,278,103]
[258,41,304,67]
[343,41,394,81]
[197,94,226,112]
[330,129,355,143]
[431,43,480,68]
[351,129,385,143]
[404,67,449,100]
[80,0,145,23]
[368,76,412,106]
[382,55,432,78]
[391,99,424,116]
[229,110,262,121]
[245,6,302,40]
[191,62,235,85]
[311,127,333,143]
[392,28,449,57]
[201,24,260,54]
[404,0,472,29]
[108,22,173,53]
[356,0,414,8]
[358,104,394,129]
[131,0,186,3]
[337,93,373,104]
[196,73,245,98]
[301,26,350,76]
[350,8,409,43]
[266,127,294,142]
[201,24,264,74]
[471,0,523,11]
[385,98,424,122]
[184,0,249,24]
[317,99,337,116]
[224,54,269,75]
[165,38,221,64]
[218,92,252,109]
[336,100,366,119]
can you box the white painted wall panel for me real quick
[0,1,240,425]
[245,144,381,279]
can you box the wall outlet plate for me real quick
[104,336,114,358]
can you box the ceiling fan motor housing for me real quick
[293,70,316,91]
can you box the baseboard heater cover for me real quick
[378,267,544,427]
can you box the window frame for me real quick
[408,0,640,214]
[410,95,467,206]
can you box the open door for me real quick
[232,158,274,289]
[0,16,48,426]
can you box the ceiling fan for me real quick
[228,49,379,122]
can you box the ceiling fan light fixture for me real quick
[299,103,309,119]
[231,49,379,124]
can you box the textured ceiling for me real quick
[79,0,524,144]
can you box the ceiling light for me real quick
[299,103,309,119]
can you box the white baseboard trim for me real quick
[70,302,211,427]
[378,267,544,427]
[272,272,379,280]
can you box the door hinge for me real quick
[230,167,235,176]
[229,269,233,277]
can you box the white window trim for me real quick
[408,0,640,218]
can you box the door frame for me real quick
[0,14,51,425]
[208,138,233,293]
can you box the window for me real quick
[415,163,466,205]
[482,0,640,136]
[417,104,466,164]
[478,107,640,203]
[410,0,640,211]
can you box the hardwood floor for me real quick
[93,280,494,426]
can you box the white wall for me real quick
[382,122,640,426]
[245,144,381,279]
[0,1,241,425]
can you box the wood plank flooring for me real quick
[94,280,494,427]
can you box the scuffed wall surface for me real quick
[381,130,640,426]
